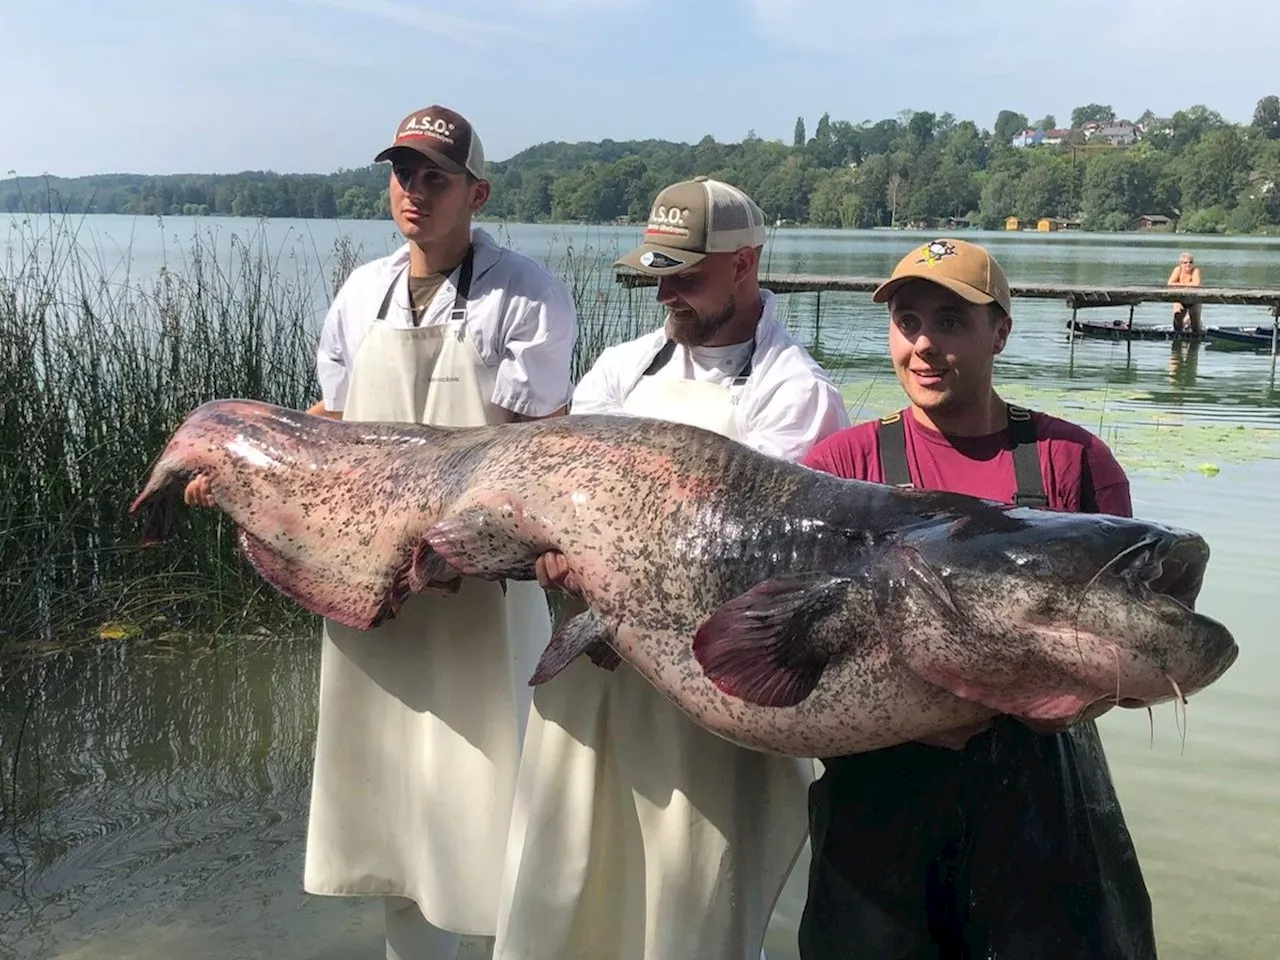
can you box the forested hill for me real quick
[5,98,1280,234]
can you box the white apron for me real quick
[304,255,553,938]
[493,340,814,960]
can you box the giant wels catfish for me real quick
[130,400,1239,757]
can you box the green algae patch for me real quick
[838,381,1280,479]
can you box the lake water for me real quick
[2,216,1279,959]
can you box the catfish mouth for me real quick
[1113,531,1226,708]
[1121,531,1208,614]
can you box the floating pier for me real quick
[613,271,1280,359]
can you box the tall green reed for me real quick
[0,214,661,651]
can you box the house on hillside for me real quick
[1012,127,1085,148]
[1085,121,1139,146]
[1136,117,1173,138]
[1247,169,1276,200]
[1133,214,1173,230]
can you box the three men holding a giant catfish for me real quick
[168,108,1217,960]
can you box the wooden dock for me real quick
[614,269,1280,359]
[613,270,1280,312]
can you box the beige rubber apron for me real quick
[304,252,552,937]
[493,339,813,960]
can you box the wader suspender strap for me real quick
[876,406,1049,508]
[376,246,476,332]
[1006,405,1049,508]
[642,339,678,375]
[640,339,757,382]
[876,412,912,488]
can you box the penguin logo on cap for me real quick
[916,240,957,266]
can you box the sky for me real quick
[3,0,1276,179]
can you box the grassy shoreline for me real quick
[0,215,652,656]
[4,214,1276,659]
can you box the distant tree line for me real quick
[6,97,1280,234]
[1,168,390,221]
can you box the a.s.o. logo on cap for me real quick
[651,205,689,226]
[401,115,457,142]
[646,204,692,238]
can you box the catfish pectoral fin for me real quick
[692,574,850,708]
[406,540,463,594]
[425,493,548,581]
[530,608,615,685]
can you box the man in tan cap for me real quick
[184,103,578,960]
[492,177,848,960]
[796,239,1157,960]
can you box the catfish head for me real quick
[885,505,1239,728]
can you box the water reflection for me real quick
[1169,339,1202,388]
[0,638,382,960]
[4,460,1280,959]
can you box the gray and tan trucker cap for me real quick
[616,176,767,276]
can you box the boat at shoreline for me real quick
[1066,318,1207,343]
[1205,325,1279,351]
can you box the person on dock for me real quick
[1168,251,1204,333]
[494,176,849,960]
[797,238,1158,960]
[185,104,578,960]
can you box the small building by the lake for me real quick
[1037,217,1082,232]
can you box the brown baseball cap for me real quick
[873,239,1013,315]
[615,176,767,276]
[374,105,486,180]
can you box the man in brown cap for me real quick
[797,238,1157,960]
[184,104,578,960]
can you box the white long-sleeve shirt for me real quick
[316,227,578,418]
[570,289,850,462]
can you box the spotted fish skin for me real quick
[131,399,1238,758]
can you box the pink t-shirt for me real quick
[803,409,1132,517]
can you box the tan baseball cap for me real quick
[615,177,767,276]
[374,105,486,180]
[873,239,1013,316]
